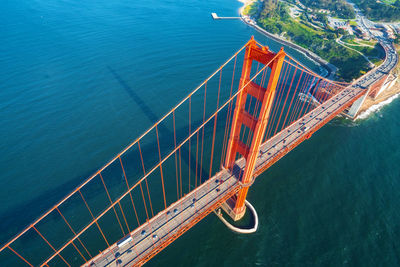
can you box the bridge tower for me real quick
[223,37,286,221]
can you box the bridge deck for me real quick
[254,86,365,176]
[85,85,364,267]
[86,162,243,266]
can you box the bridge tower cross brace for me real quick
[223,37,285,221]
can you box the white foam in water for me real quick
[356,92,400,120]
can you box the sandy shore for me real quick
[237,0,254,12]
[357,79,400,118]
[356,46,400,118]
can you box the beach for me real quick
[357,77,400,118]
[356,46,400,118]
[2,0,400,265]
[357,84,400,119]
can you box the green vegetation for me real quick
[359,40,378,46]
[393,45,400,76]
[347,42,384,58]
[339,36,384,66]
[349,20,358,26]
[382,0,397,4]
[371,58,384,66]
[352,0,400,22]
[299,0,355,19]
[341,35,377,47]
[243,1,260,16]
[394,34,400,45]
[253,0,383,81]
[341,35,358,45]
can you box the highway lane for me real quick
[84,83,366,267]
[82,16,399,265]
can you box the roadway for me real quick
[84,24,400,267]
[85,11,399,263]
[84,82,366,267]
[351,39,398,91]
[340,0,399,118]
[86,161,242,266]
[344,0,399,91]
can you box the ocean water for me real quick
[0,0,399,266]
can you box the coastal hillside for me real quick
[245,0,385,81]
[299,0,355,19]
[352,0,400,22]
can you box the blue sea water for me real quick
[0,0,399,265]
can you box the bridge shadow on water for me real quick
[107,66,159,124]
[0,166,100,246]
[0,67,218,258]
[107,66,211,182]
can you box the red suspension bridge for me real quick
[0,38,369,266]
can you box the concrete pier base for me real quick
[346,88,371,118]
[215,200,258,234]
[220,197,246,221]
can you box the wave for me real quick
[356,92,400,120]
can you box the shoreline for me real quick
[356,80,400,119]
[237,0,337,79]
[354,44,400,119]
[237,0,399,120]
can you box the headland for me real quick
[236,0,399,119]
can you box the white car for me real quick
[300,126,309,132]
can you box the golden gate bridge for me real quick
[0,38,368,266]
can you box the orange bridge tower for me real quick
[223,37,286,221]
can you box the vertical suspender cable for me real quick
[282,70,304,129]
[138,182,149,222]
[155,125,167,209]
[32,226,70,267]
[7,246,34,267]
[172,111,179,201]
[195,131,199,191]
[188,96,191,193]
[56,207,92,260]
[221,55,238,166]
[78,190,110,248]
[138,141,154,218]
[199,82,207,187]
[118,157,140,226]
[179,148,182,198]
[98,173,126,236]
[208,69,222,188]
[298,76,316,118]
[274,66,297,135]
[119,157,140,227]
[265,61,290,140]
[288,72,309,124]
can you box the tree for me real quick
[352,0,400,22]
[316,13,329,25]
[299,0,355,19]
[395,34,400,45]
[337,28,347,36]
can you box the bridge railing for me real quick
[0,39,351,266]
[0,40,271,266]
[261,54,350,143]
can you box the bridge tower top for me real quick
[224,37,286,220]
